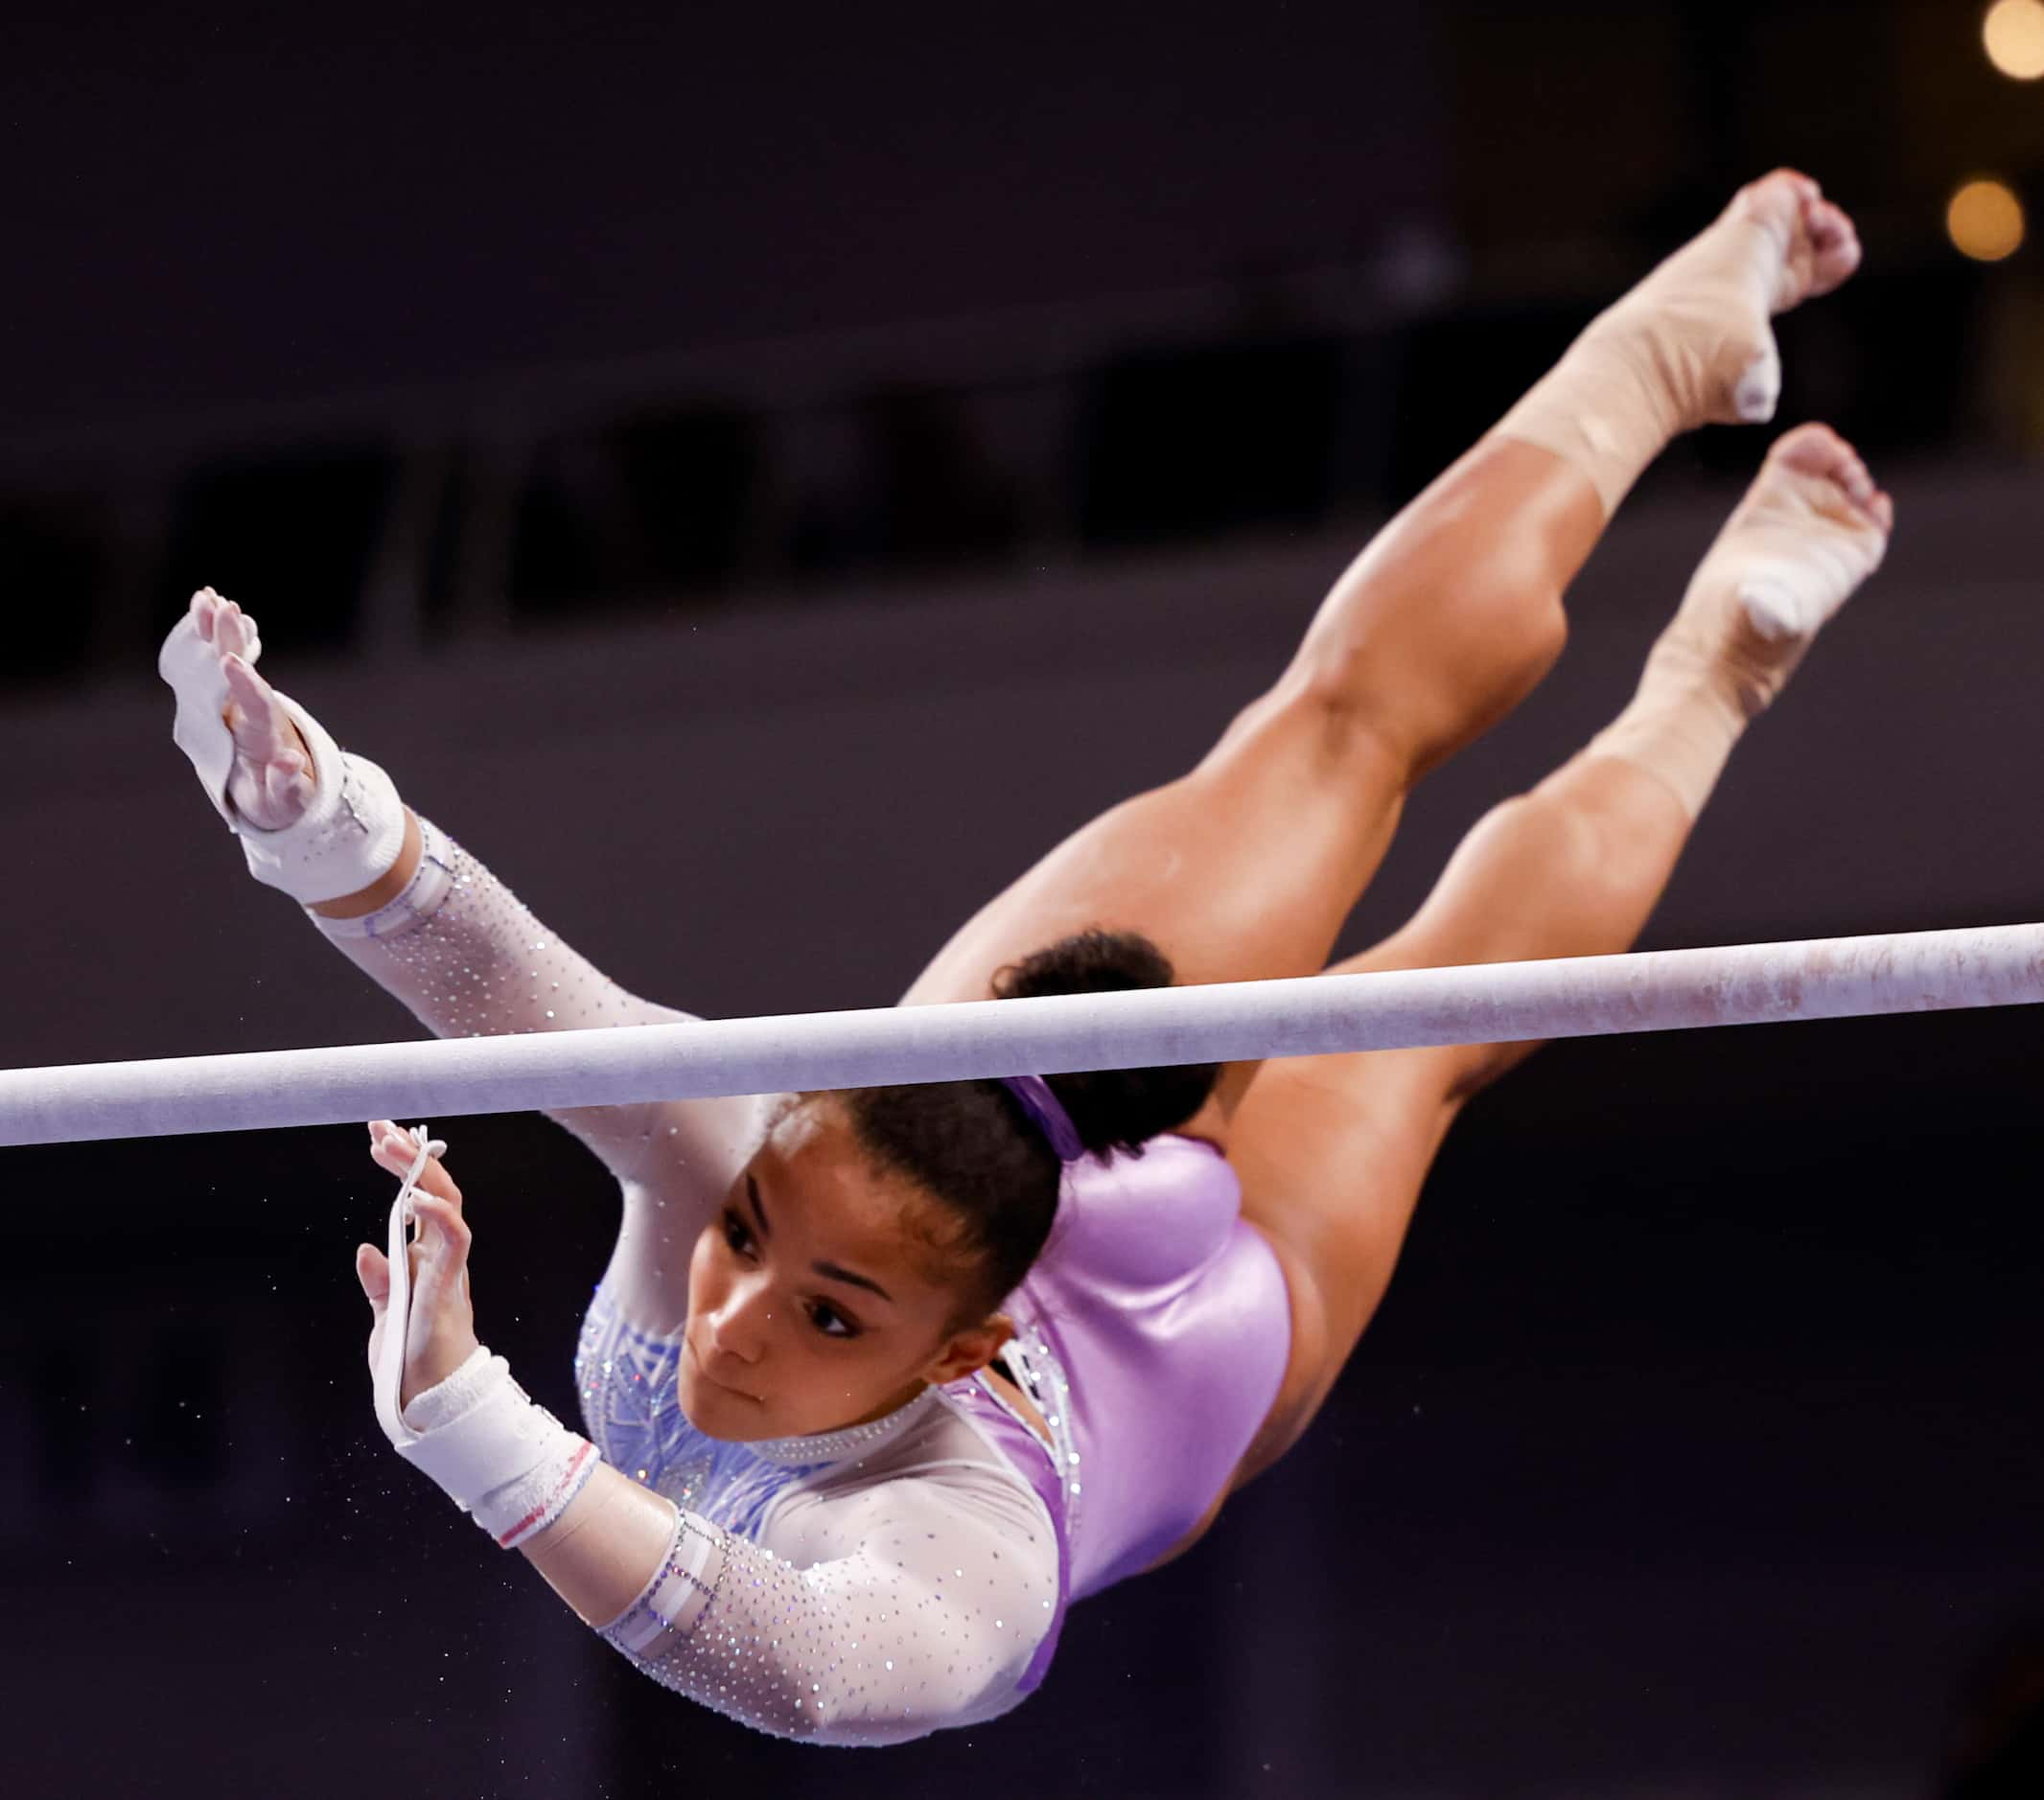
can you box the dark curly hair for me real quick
[838,929,1220,1322]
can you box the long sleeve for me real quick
[310,814,759,1204]
[600,1465,1059,1745]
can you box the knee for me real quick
[1465,574,1570,706]
[1472,776,1630,905]
[1522,580,1570,678]
[1296,579,1569,774]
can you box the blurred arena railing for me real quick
[0,235,2025,691]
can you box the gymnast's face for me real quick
[678,1094,1010,1441]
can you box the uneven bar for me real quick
[2,922,2039,1147]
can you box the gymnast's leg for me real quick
[1219,422,1894,1486]
[903,174,1862,1090]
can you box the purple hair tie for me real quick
[999,1074,1086,1163]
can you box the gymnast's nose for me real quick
[706,1280,771,1364]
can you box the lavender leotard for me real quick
[997,1133,1291,1600]
[314,814,1294,1742]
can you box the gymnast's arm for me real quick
[363,1130,1056,1744]
[304,805,758,1196]
[514,1461,1056,1744]
[160,588,758,1200]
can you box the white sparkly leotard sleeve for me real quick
[303,803,1064,1741]
[594,1394,1062,1745]
[308,814,760,1211]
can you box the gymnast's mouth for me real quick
[685,1334,760,1402]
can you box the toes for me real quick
[1816,435,1876,508]
[1805,196,1852,246]
[1768,422,1890,526]
[1740,168,1821,211]
[1801,196,1862,293]
[1762,168,1823,206]
[1769,420,1847,469]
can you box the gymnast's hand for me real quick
[354,1119,480,1410]
[185,587,316,832]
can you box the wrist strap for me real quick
[240,695,407,905]
[371,1126,445,1451]
[371,1127,597,1546]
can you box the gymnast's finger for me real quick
[221,656,282,755]
[355,1242,390,1311]
[410,1151,463,1207]
[213,597,262,664]
[366,1123,414,1179]
[404,1153,463,1210]
[409,1193,474,1278]
[366,1122,462,1203]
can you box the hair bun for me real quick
[992,929,1220,1157]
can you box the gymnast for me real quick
[159,170,1892,1744]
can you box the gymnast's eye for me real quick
[806,1300,860,1340]
[720,1208,756,1258]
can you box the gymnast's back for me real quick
[310,815,1289,1737]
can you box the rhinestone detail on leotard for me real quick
[313,808,1069,1743]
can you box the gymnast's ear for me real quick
[921,1313,1014,1387]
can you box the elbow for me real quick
[800,1688,947,1749]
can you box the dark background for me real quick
[3,4,2043,1794]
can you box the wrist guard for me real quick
[371,1127,597,1547]
[159,612,407,905]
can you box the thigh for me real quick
[1223,756,1694,1477]
[901,670,1409,1059]
[901,442,1593,1069]
[1146,1042,1462,1564]
[1213,783,1628,1488]
[1223,1043,1464,1486]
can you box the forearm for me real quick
[520,1460,679,1626]
[310,806,423,919]
[164,603,749,1190]
[389,1340,1051,1742]
[312,809,677,1066]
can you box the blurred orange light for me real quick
[1984,0,2044,79]
[1947,179,2027,262]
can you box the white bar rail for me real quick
[2,922,2038,1146]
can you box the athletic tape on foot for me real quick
[1494,197,1789,518]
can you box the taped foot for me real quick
[1665,421,1893,718]
[1585,422,1892,818]
[1496,170,1862,514]
[1605,169,1862,432]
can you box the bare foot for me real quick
[1657,422,1893,716]
[1598,169,1862,430]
